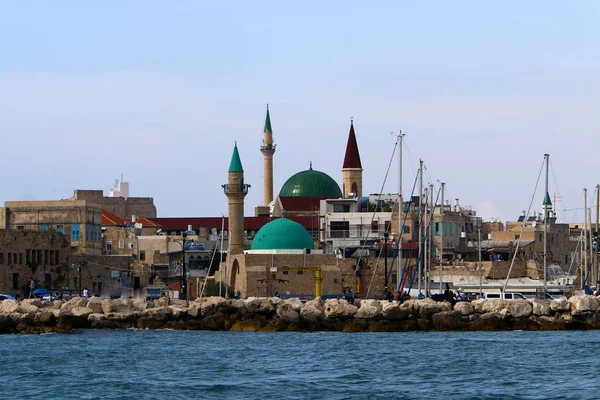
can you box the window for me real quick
[140,250,146,261]
[154,250,160,255]
[333,204,350,212]
[16,225,24,230]
[55,251,59,265]
[40,224,49,231]
[0,252,3,264]
[371,221,379,233]
[106,241,113,251]
[330,221,349,238]
[515,235,520,240]
[71,224,81,241]
[119,240,125,249]
[8,253,12,264]
[18,253,23,265]
[384,221,391,234]
[128,243,134,249]
[12,273,18,290]
[297,270,304,275]
[56,224,64,234]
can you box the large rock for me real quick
[23,299,42,308]
[550,298,570,312]
[102,298,133,314]
[87,297,104,314]
[454,302,474,316]
[71,307,94,318]
[17,302,39,314]
[283,298,303,312]
[276,303,300,323]
[0,300,19,314]
[324,299,358,319]
[472,299,506,314]
[532,301,551,316]
[432,311,464,330]
[569,296,600,312]
[381,302,409,320]
[508,301,533,318]
[355,299,382,319]
[416,299,443,319]
[300,298,324,322]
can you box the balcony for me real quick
[222,184,250,194]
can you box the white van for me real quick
[484,292,528,300]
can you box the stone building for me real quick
[71,188,156,219]
[0,230,70,295]
[1,198,103,255]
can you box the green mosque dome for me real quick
[279,167,342,198]
[251,218,315,250]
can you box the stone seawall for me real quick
[2,295,600,334]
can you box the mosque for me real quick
[218,107,385,298]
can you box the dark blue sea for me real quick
[1,330,598,400]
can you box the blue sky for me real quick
[1,1,599,222]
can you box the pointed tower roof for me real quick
[228,142,244,172]
[264,104,272,133]
[543,192,552,207]
[342,119,362,169]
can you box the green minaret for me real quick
[223,143,249,255]
[260,104,276,206]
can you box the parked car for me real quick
[0,294,15,301]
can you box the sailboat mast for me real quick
[584,188,588,289]
[219,216,225,297]
[543,154,549,298]
[428,183,434,295]
[397,132,405,293]
[592,185,600,286]
[439,182,445,294]
[418,159,423,294]
[589,207,594,288]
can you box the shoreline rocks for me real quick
[2,295,600,334]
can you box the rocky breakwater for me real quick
[2,295,600,334]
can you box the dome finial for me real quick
[309,161,313,170]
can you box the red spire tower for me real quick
[342,119,363,198]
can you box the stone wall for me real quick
[72,190,157,218]
[0,230,71,295]
[71,254,135,298]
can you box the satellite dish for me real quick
[531,221,537,228]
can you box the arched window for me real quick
[351,182,358,194]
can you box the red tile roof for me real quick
[102,210,161,227]
[342,121,362,169]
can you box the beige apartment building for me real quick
[1,198,103,255]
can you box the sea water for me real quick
[1,330,598,400]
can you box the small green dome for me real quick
[279,168,342,198]
[251,218,315,250]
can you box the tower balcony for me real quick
[260,144,276,154]
[222,184,251,194]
